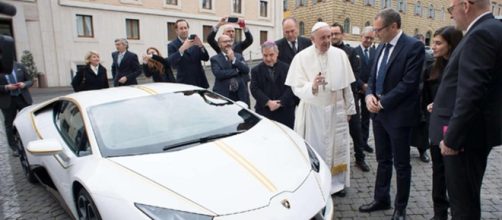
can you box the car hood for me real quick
[107,121,313,215]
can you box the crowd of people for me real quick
[2,1,500,219]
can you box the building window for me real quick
[167,22,176,41]
[343,18,351,34]
[202,25,212,43]
[365,21,371,26]
[260,31,268,45]
[299,21,305,35]
[414,28,419,35]
[283,0,288,11]
[76,14,94,38]
[441,7,445,20]
[364,0,375,6]
[429,4,435,19]
[235,28,243,43]
[165,0,177,5]
[126,19,140,40]
[260,1,268,17]
[415,1,422,16]
[296,0,307,7]
[202,0,212,9]
[233,0,242,14]
[397,0,406,12]
[425,31,432,45]
[381,0,391,9]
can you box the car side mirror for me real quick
[235,101,249,109]
[27,139,63,155]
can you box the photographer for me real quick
[207,16,253,54]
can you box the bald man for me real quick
[275,17,312,65]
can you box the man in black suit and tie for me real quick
[210,35,250,105]
[359,9,424,220]
[207,17,253,54]
[429,0,502,218]
[0,62,33,156]
[354,26,376,154]
[168,19,210,88]
[111,38,141,87]
[250,41,295,129]
[275,17,312,65]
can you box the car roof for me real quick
[62,83,202,108]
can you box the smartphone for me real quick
[226,17,239,23]
[188,34,197,40]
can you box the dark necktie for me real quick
[364,48,369,64]
[376,43,393,96]
[291,41,297,53]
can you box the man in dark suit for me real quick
[0,62,33,156]
[250,41,295,129]
[168,19,210,88]
[111,38,141,87]
[331,22,370,175]
[359,9,424,220]
[354,26,376,154]
[210,35,250,105]
[275,17,312,65]
[207,17,253,54]
[429,0,502,218]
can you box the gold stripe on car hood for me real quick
[134,85,158,95]
[215,140,277,193]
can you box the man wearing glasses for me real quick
[359,8,424,220]
[430,0,502,219]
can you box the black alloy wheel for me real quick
[77,188,102,220]
[15,132,37,183]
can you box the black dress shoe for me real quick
[419,151,430,163]
[359,200,391,212]
[391,209,406,220]
[363,145,374,153]
[356,160,370,172]
[333,188,346,197]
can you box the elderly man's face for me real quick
[262,47,278,67]
[218,35,233,52]
[223,26,236,39]
[115,42,126,52]
[361,31,375,48]
[311,26,332,53]
[448,0,469,31]
[283,19,299,42]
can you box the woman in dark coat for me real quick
[142,47,175,83]
[423,26,463,220]
[71,51,109,92]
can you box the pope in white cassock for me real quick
[285,22,356,195]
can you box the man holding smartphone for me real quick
[168,19,210,88]
[0,62,33,157]
[207,16,254,54]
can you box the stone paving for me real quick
[0,85,500,220]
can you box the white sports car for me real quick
[13,83,333,220]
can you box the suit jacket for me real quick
[354,45,376,84]
[71,64,109,92]
[275,37,311,65]
[207,29,253,54]
[429,13,502,149]
[111,50,141,86]
[334,42,362,94]
[366,33,424,128]
[250,61,295,128]
[0,63,33,109]
[168,38,210,88]
[210,53,250,105]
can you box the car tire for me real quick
[15,132,37,184]
[76,188,102,220]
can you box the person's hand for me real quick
[360,83,368,94]
[17,82,25,89]
[193,36,204,48]
[267,100,281,111]
[179,39,193,53]
[427,102,433,113]
[118,76,127,84]
[347,115,351,121]
[365,94,381,113]
[226,48,235,61]
[440,140,460,156]
[142,54,151,63]
[5,84,17,90]
[313,73,326,89]
[217,17,227,28]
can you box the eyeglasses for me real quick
[447,1,465,14]
[373,24,390,33]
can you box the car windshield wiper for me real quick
[162,131,244,151]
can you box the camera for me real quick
[226,17,239,23]
[188,34,197,40]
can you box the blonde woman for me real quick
[71,51,109,92]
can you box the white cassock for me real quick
[285,45,356,194]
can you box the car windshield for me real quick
[88,90,260,157]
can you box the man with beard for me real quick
[250,41,295,128]
[331,22,371,176]
[285,22,356,196]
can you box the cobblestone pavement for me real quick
[0,85,500,220]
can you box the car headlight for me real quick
[305,141,320,172]
[135,203,213,220]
